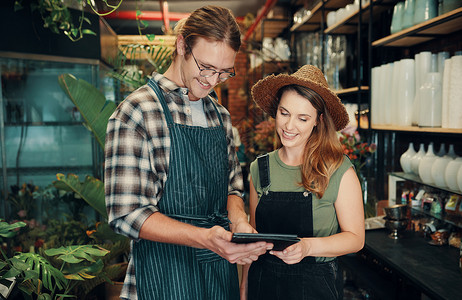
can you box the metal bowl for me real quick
[385,218,409,239]
[383,204,408,220]
[385,219,408,232]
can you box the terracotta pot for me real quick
[105,281,124,300]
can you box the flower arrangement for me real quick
[339,131,377,175]
[248,119,277,158]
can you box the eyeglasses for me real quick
[189,48,235,81]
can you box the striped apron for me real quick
[133,81,239,300]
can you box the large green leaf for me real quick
[0,220,26,239]
[45,245,109,265]
[58,73,117,151]
[53,173,107,219]
[14,252,67,292]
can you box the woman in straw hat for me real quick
[240,65,365,300]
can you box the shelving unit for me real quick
[324,0,396,35]
[390,172,462,196]
[290,0,350,32]
[370,5,462,201]
[372,125,462,134]
[335,86,369,95]
[372,7,462,47]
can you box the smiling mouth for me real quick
[197,78,211,88]
[283,130,297,137]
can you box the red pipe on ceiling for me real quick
[160,0,171,33]
[103,10,190,21]
[243,0,278,42]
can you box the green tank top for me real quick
[250,150,353,241]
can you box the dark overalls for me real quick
[248,154,341,300]
[133,81,239,300]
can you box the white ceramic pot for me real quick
[457,164,462,192]
[419,143,437,184]
[431,156,453,188]
[411,143,426,175]
[445,157,462,191]
[436,143,446,157]
[400,142,416,173]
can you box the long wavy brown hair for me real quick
[276,85,344,198]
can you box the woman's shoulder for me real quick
[250,150,278,174]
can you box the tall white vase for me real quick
[419,72,442,127]
[391,60,402,125]
[400,142,416,173]
[419,143,437,184]
[397,59,415,126]
[411,143,426,175]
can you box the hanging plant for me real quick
[13,0,124,42]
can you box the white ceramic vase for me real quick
[436,143,446,157]
[411,143,426,175]
[446,144,457,159]
[419,143,437,184]
[397,59,415,126]
[445,157,462,191]
[419,72,442,127]
[457,165,462,192]
[431,155,453,188]
[400,142,416,173]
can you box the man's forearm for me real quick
[227,194,249,231]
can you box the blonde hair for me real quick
[172,5,241,59]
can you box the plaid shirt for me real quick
[105,73,244,300]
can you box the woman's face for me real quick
[276,89,318,152]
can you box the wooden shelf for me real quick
[248,60,292,79]
[325,0,396,34]
[390,172,462,195]
[372,124,462,134]
[335,86,369,95]
[290,0,350,32]
[372,7,462,47]
[253,19,289,42]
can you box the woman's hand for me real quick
[269,238,310,264]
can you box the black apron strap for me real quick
[257,154,271,190]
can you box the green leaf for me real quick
[14,1,23,11]
[52,173,107,219]
[14,252,67,291]
[3,268,21,278]
[146,34,156,41]
[82,16,92,25]
[82,29,96,36]
[44,245,109,265]
[0,220,26,238]
[58,74,116,151]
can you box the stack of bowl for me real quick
[383,204,409,239]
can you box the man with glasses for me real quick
[105,5,271,300]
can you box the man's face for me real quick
[180,37,236,101]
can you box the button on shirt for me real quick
[104,72,244,300]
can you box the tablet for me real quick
[231,233,300,251]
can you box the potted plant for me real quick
[0,219,112,299]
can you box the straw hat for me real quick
[251,65,349,131]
